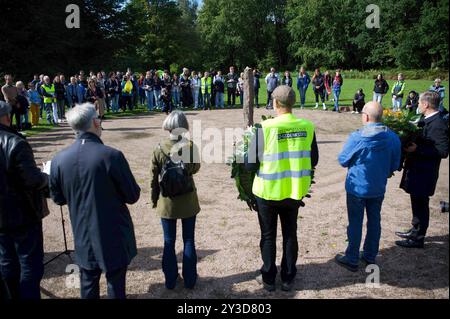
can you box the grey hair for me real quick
[419,91,439,110]
[66,103,98,133]
[162,111,189,132]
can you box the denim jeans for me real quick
[256,197,301,285]
[192,88,200,108]
[373,93,384,105]
[154,90,161,108]
[392,97,402,111]
[80,266,127,299]
[22,109,29,124]
[111,94,120,112]
[345,193,384,265]
[172,90,180,107]
[44,103,54,124]
[215,92,224,108]
[203,93,211,110]
[161,216,197,289]
[298,86,307,106]
[333,88,341,111]
[145,91,154,111]
[239,92,244,106]
[0,223,44,299]
[52,103,58,123]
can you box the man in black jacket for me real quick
[0,101,49,299]
[49,103,140,299]
[396,92,449,248]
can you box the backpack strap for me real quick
[158,143,171,159]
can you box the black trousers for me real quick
[10,108,22,130]
[256,197,301,285]
[314,89,325,103]
[228,88,236,106]
[80,266,127,299]
[411,195,430,237]
[0,223,44,299]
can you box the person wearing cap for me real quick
[245,85,319,292]
[49,103,140,299]
[0,100,49,299]
[429,78,446,114]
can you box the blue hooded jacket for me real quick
[338,123,401,198]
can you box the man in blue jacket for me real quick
[335,101,401,271]
[49,103,141,299]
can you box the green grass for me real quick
[252,78,449,109]
[15,78,449,136]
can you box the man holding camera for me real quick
[0,101,49,299]
[396,92,449,248]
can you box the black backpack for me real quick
[158,144,194,198]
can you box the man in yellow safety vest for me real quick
[245,85,319,292]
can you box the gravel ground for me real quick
[30,107,449,299]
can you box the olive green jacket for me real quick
[150,138,201,219]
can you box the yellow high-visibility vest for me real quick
[41,84,55,104]
[252,113,315,201]
[201,77,212,95]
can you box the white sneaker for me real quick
[314,103,319,109]
[322,103,327,110]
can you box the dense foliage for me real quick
[0,0,448,79]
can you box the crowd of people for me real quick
[0,79,448,299]
[1,67,447,133]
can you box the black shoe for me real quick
[395,227,418,239]
[395,237,424,249]
[281,280,295,292]
[255,275,276,292]
[334,254,359,272]
[359,252,377,266]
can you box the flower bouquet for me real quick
[382,109,423,169]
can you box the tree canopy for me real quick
[0,0,448,79]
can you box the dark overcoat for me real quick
[49,132,140,272]
[400,113,449,196]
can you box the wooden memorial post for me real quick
[243,67,254,127]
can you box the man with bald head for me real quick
[335,101,401,271]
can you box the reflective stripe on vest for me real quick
[252,113,314,201]
[262,151,311,162]
[41,84,55,104]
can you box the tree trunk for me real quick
[243,67,254,127]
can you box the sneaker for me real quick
[314,103,319,109]
[322,104,327,110]
[281,280,295,292]
[255,275,276,292]
[334,254,358,272]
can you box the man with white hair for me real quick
[396,92,449,248]
[49,103,141,299]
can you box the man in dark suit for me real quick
[396,92,449,248]
[49,103,141,299]
[0,101,49,299]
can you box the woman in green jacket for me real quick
[391,73,406,112]
[150,111,201,289]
